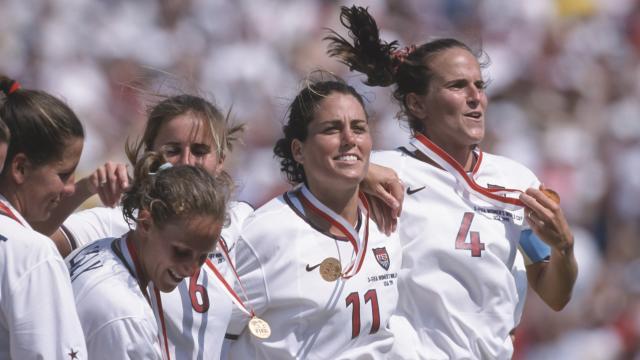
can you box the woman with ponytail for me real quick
[67,151,231,359]
[0,75,87,358]
[326,6,577,359]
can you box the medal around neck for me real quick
[248,316,271,339]
[319,257,342,282]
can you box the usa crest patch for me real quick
[372,247,390,270]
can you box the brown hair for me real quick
[0,75,84,168]
[121,151,231,228]
[325,6,487,135]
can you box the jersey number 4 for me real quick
[455,212,485,257]
[345,289,380,339]
[189,268,210,313]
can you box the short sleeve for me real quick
[225,234,269,337]
[63,207,130,248]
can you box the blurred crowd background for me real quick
[2,0,639,358]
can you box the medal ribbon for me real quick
[297,185,370,279]
[411,133,525,209]
[0,201,22,225]
[203,240,255,318]
[123,236,171,360]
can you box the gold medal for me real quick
[319,257,342,282]
[541,188,560,204]
[248,316,271,339]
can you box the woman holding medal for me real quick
[0,76,87,358]
[326,6,578,360]
[67,151,230,359]
[226,78,402,359]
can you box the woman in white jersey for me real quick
[67,151,230,358]
[0,75,87,359]
[326,6,578,360]
[226,77,402,359]
[48,94,252,359]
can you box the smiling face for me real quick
[139,213,222,292]
[411,47,487,154]
[152,112,224,177]
[292,92,371,193]
[17,137,83,222]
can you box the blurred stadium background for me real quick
[2,0,639,358]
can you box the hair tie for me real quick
[149,162,173,176]
[7,81,21,95]
[391,45,417,74]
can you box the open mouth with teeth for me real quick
[334,154,360,161]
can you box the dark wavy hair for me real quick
[325,5,488,135]
[273,78,366,185]
[0,75,84,169]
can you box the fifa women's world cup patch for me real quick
[367,247,397,287]
[372,247,390,270]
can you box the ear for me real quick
[406,93,428,120]
[136,209,154,235]
[291,139,304,165]
[9,153,30,185]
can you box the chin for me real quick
[156,281,178,293]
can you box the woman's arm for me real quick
[520,187,578,311]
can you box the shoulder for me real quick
[0,217,62,270]
[221,201,255,250]
[242,195,292,230]
[477,152,540,190]
[228,201,255,223]
[68,238,134,302]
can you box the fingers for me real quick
[90,161,130,207]
[520,187,573,251]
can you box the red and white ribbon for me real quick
[203,243,254,318]
[295,184,370,279]
[411,134,525,210]
[121,236,171,360]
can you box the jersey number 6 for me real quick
[345,289,380,339]
[189,268,210,313]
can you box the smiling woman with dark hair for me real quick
[226,76,402,359]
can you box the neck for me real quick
[302,182,360,232]
[416,137,476,172]
[0,181,25,216]
[128,230,149,288]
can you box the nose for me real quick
[61,174,77,197]
[467,86,481,108]
[177,148,192,166]
[341,128,356,147]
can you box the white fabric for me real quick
[227,191,401,360]
[67,237,162,359]
[372,148,539,360]
[0,196,87,360]
[62,201,253,359]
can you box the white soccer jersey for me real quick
[0,196,87,360]
[67,236,162,359]
[226,190,401,360]
[372,147,549,360]
[62,201,253,359]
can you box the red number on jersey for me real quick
[189,268,210,313]
[455,212,485,257]
[345,289,381,339]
